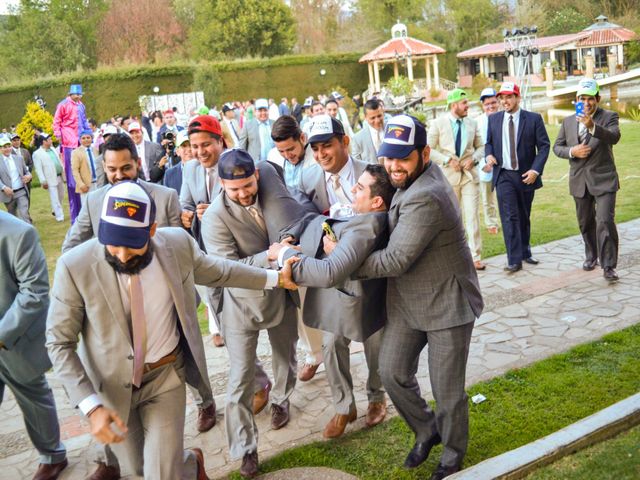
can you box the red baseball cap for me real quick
[163,109,174,116]
[497,82,520,97]
[188,115,222,136]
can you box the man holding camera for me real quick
[128,122,166,183]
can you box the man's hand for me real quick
[88,406,128,444]
[482,163,493,173]
[521,170,539,185]
[42,182,49,190]
[181,210,194,228]
[462,158,475,171]
[196,203,210,220]
[268,242,285,262]
[448,157,461,172]
[22,174,32,183]
[486,154,498,167]
[570,144,592,159]
[158,156,168,168]
[80,185,90,193]
[577,112,595,130]
[323,235,337,255]
[280,257,300,290]
[2,186,13,196]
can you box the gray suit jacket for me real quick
[61,180,181,252]
[0,154,29,203]
[552,108,620,198]
[47,228,269,422]
[143,141,167,183]
[356,161,483,332]
[287,213,388,342]
[351,125,382,165]
[238,118,273,162]
[298,158,368,213]
[0,211,51,383]
[179,159,222,210]
[201,161,310,330]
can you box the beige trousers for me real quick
[451,178,482,261]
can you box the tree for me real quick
[357,0,425,33]
[447,0,508,50]
[189,0,296,60]
[544,7,591,35]
[290,0,342,53]
[97,0,186,65]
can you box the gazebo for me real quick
[359,22,446,93]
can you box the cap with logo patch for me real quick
[576,78,599,97]
[480,87,497,101]
[377,114,427,159]
[218,149,256,180]
[98,181,156,249]
[307,114,345,144]
[497,82,520,97]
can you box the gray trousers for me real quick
[379,320,474,468]
[222,306,298,459]
[574,191,618,269]
[5,189,31,224]
[110,351,198,479]
[323,328,384,415]
[0,366,66,464]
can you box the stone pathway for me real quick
[2,220,639,480]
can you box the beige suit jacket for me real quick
[428,115,484,186]
[46,227,268,423]
[71,146,99,192]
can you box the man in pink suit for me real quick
[53,84,91,223]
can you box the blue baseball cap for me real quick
[377,115,427,159]
[218,149,256,180]
[81,129,93,137]
[98,181,156,249]
[480,87,497,101]
[69,84,83,95]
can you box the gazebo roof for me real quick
[359,23,445,63]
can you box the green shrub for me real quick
[387,75,413,97]
[471,73,495,94]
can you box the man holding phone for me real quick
[553,78,621,281]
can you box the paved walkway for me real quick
[2,220,639,480]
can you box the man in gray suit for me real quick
[47,181,297,480]
[0,135,32,223]
[201,150,308,479]
[272,164,395,439]
[1,211,68,480]
[238,98,275,162]
[129,121,167,183]
[354,115,483,480]
[350,98,386,165]
[553,78,621,282]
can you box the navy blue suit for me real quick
[485,109,550,265]
[162,162,183,195]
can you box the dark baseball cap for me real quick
[218,149,256,180]
[377,115,427,159]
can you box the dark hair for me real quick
[88,118,97,127]
[271,115,302,142]
[103,133,139,160]
[325,99,338,107]
[311,101,323,110]
[364,98,382,113]
[365,164,395,208]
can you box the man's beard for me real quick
[104,243,154,275]
[390,157,424,190]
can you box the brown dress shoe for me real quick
[191,448,210,480]
[240,451,259,478]
[197,403,217,432]
[298,363,320,382]
[323,409,357,438]
[87,462,121,480]
[253,382,271,415]
[212,334,225,347]
[365,399,387,427]
[32,459,68,480]
[271,401,290,430]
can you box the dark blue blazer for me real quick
[485,110,550,191]
[163,162,183,195]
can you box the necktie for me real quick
[87,148,96,181]
[129,274,147,388]
[455,119,462,158]
[206,169,215,202]
[331,174,351,205]
[247,205,267,233]
[578,123,588,144]
[230,120,239,139]
[509,115,517,170]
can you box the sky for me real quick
[0,0,18,15]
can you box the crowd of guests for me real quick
[0,76,622,480]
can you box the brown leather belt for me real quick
[143,348,178,373]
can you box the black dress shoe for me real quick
[503,263,522,273]
[403,433,442,469]
[523,257,539,265]
[430,462,461,480]
[271,401,290,430]
[583,259,598,271]
[240,451,259,478]
[604,267,619,282]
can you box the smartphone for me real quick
[575,101,585,117]
[322,221,337,242]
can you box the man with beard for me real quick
[47,181,298,480]
[353,115,483,479]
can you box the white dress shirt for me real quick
[136,141,149,180]
[368,124,384,152]
[3,155,23,189]
[501,109,521,171]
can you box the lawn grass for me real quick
[228,324,640,479]
[526,423,640,480]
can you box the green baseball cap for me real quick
[576,78,599,97]
[197,106,210,115]
[447,88,467,106]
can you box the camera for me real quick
[162,131,178,167]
